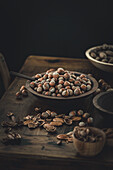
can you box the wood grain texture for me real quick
[0,53,10,90]
[0,55,113,170]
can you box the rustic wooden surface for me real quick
[0,53,10,90]
[0,55,113,170]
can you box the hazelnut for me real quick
[87,117,93,124]
[43,82,49,90]
[74,81,81,86]
[64,73,70,79]
[22,89,28,97]
[57,68,65,74]
[30,82,35,88]
[20,85,26,91]
[49,80,55,87]
[35,107,41,113]
[105,50,113,56]
[59,80,64,85]
[62,90,69,97]
[40,80,45,84]
[16,91,22,99]
[35,74,41,79]
[65,86,71,89]
[69,78,74,83]
[48,73,53,78]
[86,84,91,91]
[53,72,59,78]
[77,110,84,116]
[74,88,81,96]
[45,91,51,96]
[38,84,42,87]
[57,84,63,90]
[72,86,76,90]
[82,112,90,119]
[69,110,76,117]
[46,110,51,116]
[90,52,97,58]
[80,84,87,91]
[68,89,73,96]
[99,52,107,59]
[37,87,43,93]
[79,122,85,127]
[41,112,49,119]
[51,93,56,97]
[43,74,48,79]
[38,77,44,82]
[80,74,86,78]
[59,88,65,94]
[64,81,70,86]
[46,68,55,73]
[49,87,55,93]
[51,111,57,118]
[34,87,37,91]
[57,93,61,97]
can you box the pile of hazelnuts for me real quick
[29,68,92,97]
[90,44,113,64]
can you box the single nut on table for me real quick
[53,118,64,123]
[16,91,22,99]
[50,121,63,126]
[77,110,84,116]
[87,117,93,124]
[22,89,28,96]
[69,110,76,117]
[57,134,68,140]
[41,112,49,119]
[45,125,56,133]
[72,116,81,122]
[82,112,90,119]
[79,122,85,127]
[64,119,72,125]
[50,111,57,118]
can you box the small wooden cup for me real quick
[73,127,106,157]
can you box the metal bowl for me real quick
[85,45,113,73]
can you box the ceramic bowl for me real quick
[73,126,106,157]
[85,45,113,73]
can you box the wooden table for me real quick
[0,55,113,170]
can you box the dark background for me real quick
[0,0,113,71]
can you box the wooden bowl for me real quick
[93,91,113,127]
[73,127,106,157]
[26,71,98,100]
[26,71,98,113]
[85,45,113,73]
[93,91,113,115]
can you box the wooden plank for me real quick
[0,55,113,169]
[0,53,10,90]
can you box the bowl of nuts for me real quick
[26,68,98,100]
[85,44,113,73]
[73,126,106,157]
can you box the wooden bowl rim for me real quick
[93,91,113,115]
[85,45,113,66]
[26,71,98,100]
